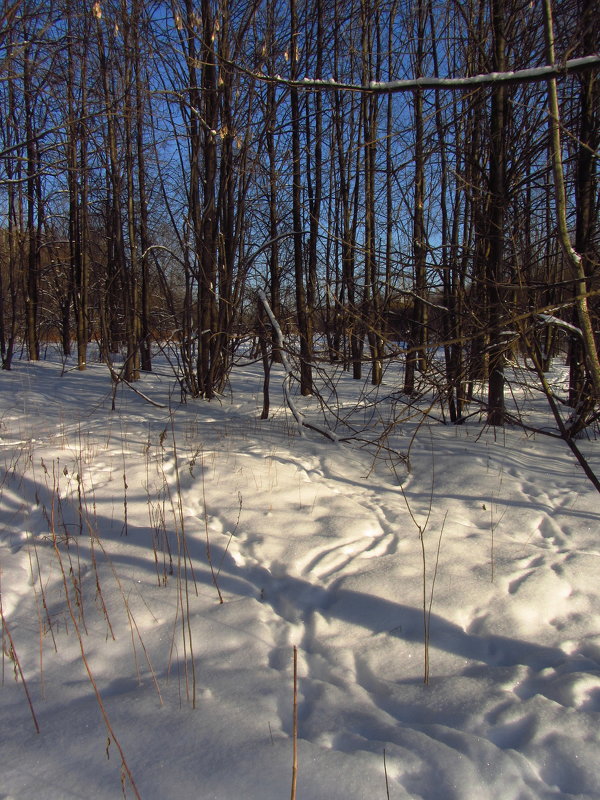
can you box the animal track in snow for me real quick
[296,529,395,581]
[536,515,567,549]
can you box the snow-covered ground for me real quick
[1,351,599,799]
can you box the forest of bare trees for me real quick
[1,0,598,432]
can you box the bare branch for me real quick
[223,53,600,95]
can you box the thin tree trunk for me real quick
[486,0,507,426]
[305,0,323,378]
[266,0,282,363]
[133,4,151,373]
[290,0,313,395]
[569,0,599,412]
[23,47,39,361]
[404,0,428,395]
[542,0,600,402]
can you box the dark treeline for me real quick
[0,0,598,430]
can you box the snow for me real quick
[1,351,599,799]
[251,53,600,95]
[537,314,583,338]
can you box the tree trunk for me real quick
[404,0,428,395]
[486,0,508,426]
[569,0,599,411]
[23,47,40,361]
[543,0,600,403]
[266,1,282,363]
[290,0,313,395]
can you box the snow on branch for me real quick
[229,53,600,94]
[537,313,583,338]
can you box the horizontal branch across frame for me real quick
[227,53,600,93]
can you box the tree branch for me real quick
[224,53,600,94]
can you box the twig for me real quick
[201,449,224,603]
[383,748,391,800]
[290,645,298,800]
[258,290,338,442]
[0,601,40,734]
[50,536,141,797]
